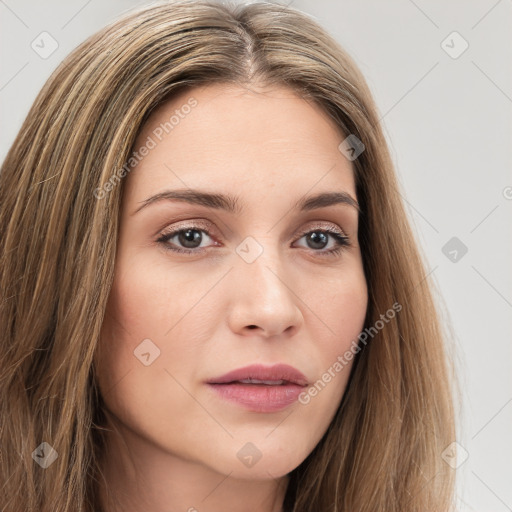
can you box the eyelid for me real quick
[294,220,347,238]
[159,218,217,237]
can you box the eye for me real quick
[293,228,350,256]
[156,225,217,254]
[156,223,351,256]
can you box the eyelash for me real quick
[156,223,351,257]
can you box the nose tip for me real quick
[227,255,304,339]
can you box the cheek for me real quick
[296,268,367,409]
[102,249,213,346]
[311,266,368,354]
[94,264,204,442]
[95,250,222,407]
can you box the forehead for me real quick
[124,83,356,204]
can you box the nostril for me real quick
[247,325,258,330]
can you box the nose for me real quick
[226,245,304,339]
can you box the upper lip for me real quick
[207,364,308,386]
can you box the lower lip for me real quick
[207,382,305,412]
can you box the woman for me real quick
[0,1,458,510]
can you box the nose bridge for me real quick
[228,234,303,336]
[234,234,287,299]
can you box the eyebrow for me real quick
[132,188,360,215]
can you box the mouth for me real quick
[207,363,309,387]
[206,364,308,412]
[228,378,289,385]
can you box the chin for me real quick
[203,439,311,480]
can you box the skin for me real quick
[95,82,368,512]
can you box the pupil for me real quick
[179,229,202,248]
[308,231,327,249]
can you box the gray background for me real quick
[1,1,511,510]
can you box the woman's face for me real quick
[96,83,368,482]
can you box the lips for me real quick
[206,364,308,413]
[207,364,309,387]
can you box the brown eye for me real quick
[174,229,203,249]
[157,226,216,254]
[294,228,350,256]
[156,224,350,257]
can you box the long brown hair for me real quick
[0,1,458,510]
